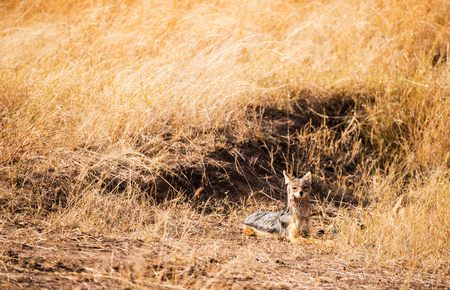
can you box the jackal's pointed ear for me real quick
[302,171,312,183]
[283,170,293,184]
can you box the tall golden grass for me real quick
[1,0,449,277]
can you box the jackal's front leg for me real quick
[287,222,319,244]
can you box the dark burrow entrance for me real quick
[154,92,377,209]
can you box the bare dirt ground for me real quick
[0,218,445,289]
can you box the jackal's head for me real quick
[283,170,312,201]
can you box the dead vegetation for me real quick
[0,0,449,288]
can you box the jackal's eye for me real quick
[292,187,298,191]
[302,184,310,191]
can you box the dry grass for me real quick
[0,0,449,288]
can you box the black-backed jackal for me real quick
[242,170,312,243]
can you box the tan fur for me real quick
[285,171,311,241]
[242,224,281,238]
[242,224,256,236]
[287,216,300,241]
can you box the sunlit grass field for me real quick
[0,0,449,287]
